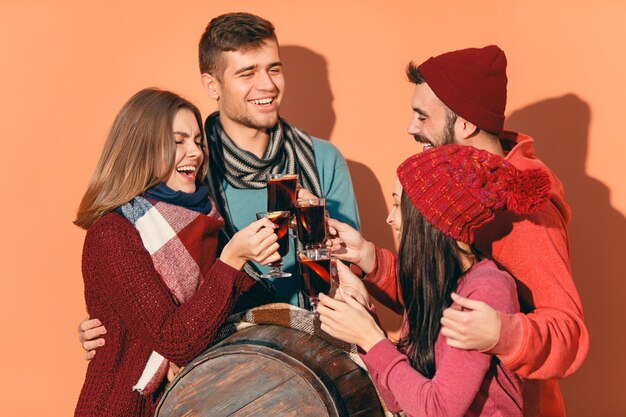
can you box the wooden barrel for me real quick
[155,324,385,417]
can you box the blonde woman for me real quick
[74,88,279,416]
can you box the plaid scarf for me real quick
[204,112,323,302]
[117,192,223,396]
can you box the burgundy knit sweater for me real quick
[74,213,254,417]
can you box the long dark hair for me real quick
[397,192,478,378]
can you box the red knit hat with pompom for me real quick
[397,144,551,244]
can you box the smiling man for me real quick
[198,13,360,305]
[78,13,361,360]
[326,46,588,417]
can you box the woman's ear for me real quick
[201,73,221,101]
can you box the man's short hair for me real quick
[406,61,457,128]
[198,12,277,80]
[406,61,425,85]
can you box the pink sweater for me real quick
[362,259,522,417]
[364,132,588,417]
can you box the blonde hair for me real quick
[74,88,207,229]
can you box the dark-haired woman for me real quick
[74,88,280,416]
[319,144,552,417]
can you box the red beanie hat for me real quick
[397,145,551,244]
[418,45,507,134]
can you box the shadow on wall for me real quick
[280,45,401,333]
[506,95,626,417]
[280,45,396,253]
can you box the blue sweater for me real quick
[222,137,361,305]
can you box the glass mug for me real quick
[267,173,298,214]
[295,198,327,250]
[297,247,338,311]
[256,211,292,278]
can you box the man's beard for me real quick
[238,112,279,131]
[414,111,457,146]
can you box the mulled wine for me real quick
[298,248,338,310]
[267,210,291,257]
[256,210,292,278]
[295,198,326,249]
[267,174,298,213]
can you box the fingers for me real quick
[336,260,360,284]
[339,287,368,307]
[317,292,345,310]
[80,325,107,344]
[444,336,469,349]
[253,217,279,233]
[297,187,318,200]
[450,292,486,311]
[440,314,465,334]
[327,218,346,231]
[84,350,96,361]
[339,288,367,310]
[82,338,105,352]
[256,243,281,265]
[258,228,279,247]
[442,306,465,323]
[337,260,357,277]
[78,318,102,336]
[441,325,473,350]
[326,239,347,255]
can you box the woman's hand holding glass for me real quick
[317,289,385,353]
[220,217,280,270]
[317,261,383,351]
[326,218,377,274]
[334,260,370,306]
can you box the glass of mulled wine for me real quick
[295,198,327,249]
[267,173,298,214]
[298,248,338,311]
[256,211,292,278]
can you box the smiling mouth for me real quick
[249,97,274,106]
[176,165,197,181]
[413,135,434,149]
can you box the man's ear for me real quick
[201,73,221,100]
[456,117,480,141]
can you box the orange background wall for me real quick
[1,1,624,415]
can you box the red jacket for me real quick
[364,132,588,417]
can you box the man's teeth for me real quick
[250,98,273,105]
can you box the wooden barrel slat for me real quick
[156,325,384,417]
[164,353,298,416]
[318,356,361,380]
[229,375,329,417]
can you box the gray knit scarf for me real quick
[204,112,323,302]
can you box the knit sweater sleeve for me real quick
[486,205,589,379]
[362,264,518,417]
[82,213,254,365]
[362,247,404,314]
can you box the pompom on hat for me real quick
[397,144,551,244]
[417,45,507,134]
